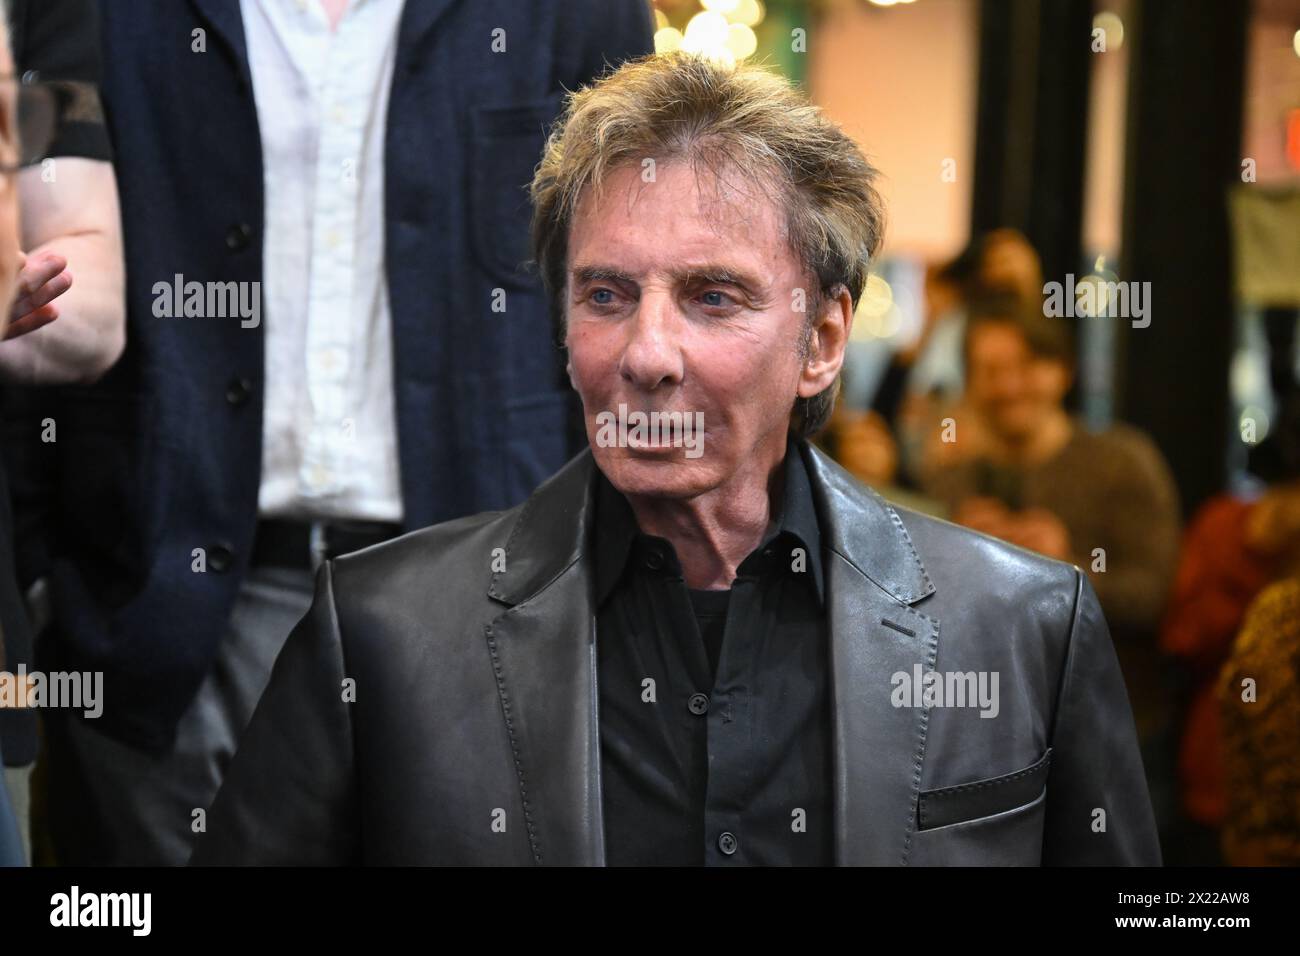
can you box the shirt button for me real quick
[717,831,738,856]
[644,550,664,571]
[208,543,234,573]
[225,376,252,406]
[687,693,709,716]
[225,222,252,251]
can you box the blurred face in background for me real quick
[979,229,1043,308]
[966,320,1055,444]
[0,28,20,338]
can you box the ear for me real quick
[797,284,854,399]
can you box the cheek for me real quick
[565,324,617,397]
[688,328,800,412]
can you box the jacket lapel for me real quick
[189,0,465,82]
[485,444,941,866]
[394,0,464,74]
[189,0,250,78]
[484,451,604,865]
[804,445,941,865]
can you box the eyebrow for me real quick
[570,263,767,296]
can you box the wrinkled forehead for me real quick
[566,158,800,299]
[584,154,787,233]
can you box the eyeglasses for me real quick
[0,74,89,172]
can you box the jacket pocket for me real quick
[916,747,1052,831]
[468,94,564,288]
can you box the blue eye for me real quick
[591,289,614,305]
[701,291,726,307]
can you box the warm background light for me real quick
[653,0,767,62]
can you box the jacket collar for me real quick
[803,442,935,605]
[588,438,827,607]
[487,449,596,606]
[489,443,933,609]
[188,0,466,84]
[189,0,249,75]
[485,442,940,865]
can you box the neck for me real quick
[990,408,1073,467]
[626,439,788,590]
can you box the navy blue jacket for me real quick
[0,744,20,865]
[19,0,652,752]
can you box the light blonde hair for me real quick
[530,53,886,439]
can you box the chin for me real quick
[594,449,722,501]
[992,412,1038,442]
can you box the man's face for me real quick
[0,33,20,337]
[966,322,1055,442]
[564,161,824,501]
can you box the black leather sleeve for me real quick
[1042,570,1162,865]
[188,562,359,866]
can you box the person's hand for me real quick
[953,495,1015,538]
[1008,506,1072,560]
[4,250,72,340]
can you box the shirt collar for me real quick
[592,439,825,606]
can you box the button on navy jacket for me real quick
[15,0,653,753]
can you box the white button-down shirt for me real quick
[241,0,406,522]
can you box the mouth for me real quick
[624,437,685,455]
[591,404,709,459]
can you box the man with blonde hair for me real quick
[193,54,1159,866]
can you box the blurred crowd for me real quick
[821,227,1300,866]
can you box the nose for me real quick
[618,289,684,392]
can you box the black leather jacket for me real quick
[190,442,1161,866]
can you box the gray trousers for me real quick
[0,755,22,866]
[44,565,315,866]
[2,766,31,865]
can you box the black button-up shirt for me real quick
[593,440,833,866]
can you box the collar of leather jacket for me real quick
[487,440,936,610]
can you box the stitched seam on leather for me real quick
[485,625,541,863]
[918,754,1051,827]
[885,504,935,599]
[920,787,1047,830]
[927,762,1048,799]
[902,608,939,865]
